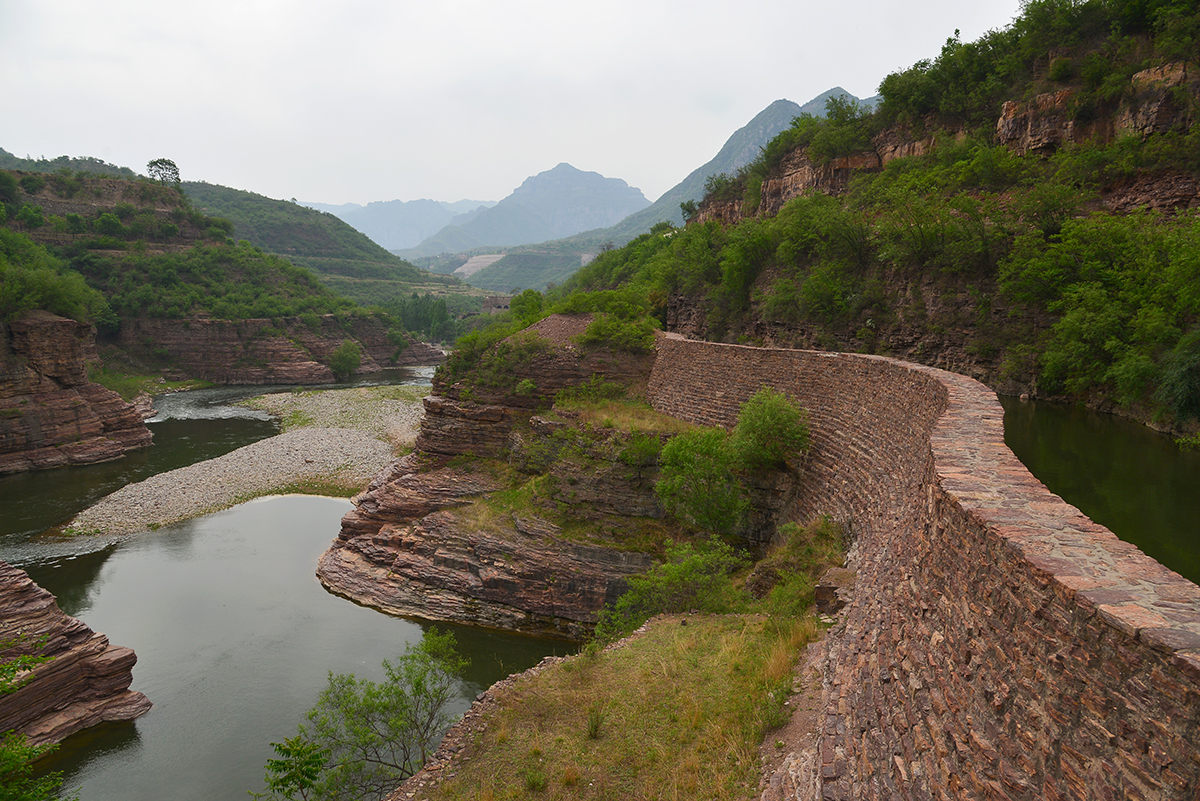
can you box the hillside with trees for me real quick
[453,0,1200,438]
[183,182,481,311]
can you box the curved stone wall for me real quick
[647,333,1200,800]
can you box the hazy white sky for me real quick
[2,0,1021,205]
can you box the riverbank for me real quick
[67,386,429,537]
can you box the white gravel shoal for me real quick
[70,386,429,537]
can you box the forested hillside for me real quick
[0,170,357,326]
[455,0,1200,437]
[183,182,480,310]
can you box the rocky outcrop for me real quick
[0,560,151,745]
[756,150,882,217]
[320,450,656,639]
[996,62,1199,158]
[116,313,441,385]
[0,311,152,475]
[318,315,664,639]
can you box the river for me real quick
[0,368,572,800]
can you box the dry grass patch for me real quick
[552,396,695,435]
[426,614,820,801]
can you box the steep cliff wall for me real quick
[647,332,1200,800]
[0,560,151,745]
[0,311,152,475]
[116,313,440,385]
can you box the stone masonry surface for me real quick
[646,332,1200,801]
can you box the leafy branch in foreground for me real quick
[1,634,78,801]
[251,629,468,801]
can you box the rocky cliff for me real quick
[694,60,1200,227]
[0,560,151,745]
[0,311,152,475]
[317,314,666,639]
[115,313,441,385]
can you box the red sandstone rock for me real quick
[0,312,152,475]
[0,561,151,746]
[115,314,443,386]
[319,316,665,638]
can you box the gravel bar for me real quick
[69,387,429,537]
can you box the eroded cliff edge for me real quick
[0,311,152,475]
[316,314,672,640]
[0,560,151,746]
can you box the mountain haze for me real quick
[464,89,874,291]
[400,163,650,258]
[300,198,497,250]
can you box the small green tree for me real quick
[252,630,468,801]
[729,386,810,471]
[654,427,747,535]
[328,340,361,378]
[1,636,77,801]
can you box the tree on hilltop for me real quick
[147,158,180,189]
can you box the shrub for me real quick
[573,312,656,353]
[592,540,748,644]
[1156,328,1200,422]
[329,339,362,377]
[654,428,747,535]
[729,387,810,471]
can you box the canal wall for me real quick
[647,332,1200,801]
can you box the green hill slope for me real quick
[183,181,477,308]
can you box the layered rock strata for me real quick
[0,311,152,475]
[117,314,440,385]
[319,314,664,639]
[0,560,151,746]
[319,452,656,640]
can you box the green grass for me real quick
[428,614,820,801]
[87,365,211,401]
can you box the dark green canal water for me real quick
[1000,396,1200,585]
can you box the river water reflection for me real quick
[25,496,570,801]
[1,367,572,800]
[1001,396,1200,585]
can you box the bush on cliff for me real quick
[0,229,110,324]
[592,540,749,644]
[655,387,810,536]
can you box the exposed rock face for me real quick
[319,315,664,639]
[0,560,151,746]
[116,313,441,385]
[996,63,1198,157]
[0,312,152,475]
[320,451,656,639]
[756,150,882,217]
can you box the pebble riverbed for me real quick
[70,386,428,537]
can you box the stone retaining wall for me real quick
[647,332,1200,800]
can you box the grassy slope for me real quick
[183,181,480,308]
[424,615,819,801]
